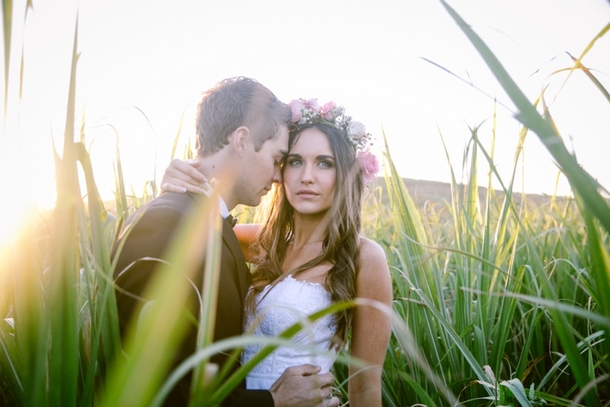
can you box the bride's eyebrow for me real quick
[286,153,335,161]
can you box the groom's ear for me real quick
[228,126,251,156]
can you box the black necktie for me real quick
[225,214,237,227]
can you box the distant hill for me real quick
[377,178,570,209]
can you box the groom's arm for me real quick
[112,198,207,407]
[113,202,188,335]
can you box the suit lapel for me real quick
[222,219,251,305]
[188,192,250,306]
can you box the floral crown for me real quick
[288,98,380,186]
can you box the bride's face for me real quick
[283,128,336,216]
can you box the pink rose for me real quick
[358,150,380,186]
[320,101,337,120]
[289,99,305,122]
[305,98,320,112]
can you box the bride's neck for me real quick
[290,215,328,249]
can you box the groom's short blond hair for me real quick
[195,77,291,157]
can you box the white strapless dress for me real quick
[242,274,338,390]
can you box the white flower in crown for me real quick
[347,121,367,144]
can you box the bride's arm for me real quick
[348,238,393,407]
[160,158,209,194]
[234,224,263,263]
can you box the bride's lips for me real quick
[296,189,318,198]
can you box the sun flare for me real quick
[0,195,34,249]
[0,142,55,249]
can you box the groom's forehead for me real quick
[268,123,289,150]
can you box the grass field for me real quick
[1,1,610,406]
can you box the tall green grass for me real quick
[1,2,610,406]
[372,4,610,406]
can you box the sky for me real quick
[1,0,610,243]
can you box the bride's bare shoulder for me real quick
[358,236,387,264]
[354,236,392,308]
[356,236,390,283]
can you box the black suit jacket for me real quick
[113,192,273,407]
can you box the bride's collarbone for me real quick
[284,241,322,262]
[278,243,331,285]
[281,263,332,286]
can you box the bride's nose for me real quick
[300,163,315,184]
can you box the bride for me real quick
[162,99,392,406]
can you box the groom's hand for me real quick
[269,364,340,407]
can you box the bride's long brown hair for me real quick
[248,122,364,346]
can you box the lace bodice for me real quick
[242,275,338,390]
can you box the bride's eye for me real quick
[318,159,334,169]
[287,158,303,167]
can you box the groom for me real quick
[113,77,339,407]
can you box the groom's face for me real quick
[235,124,289,207]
